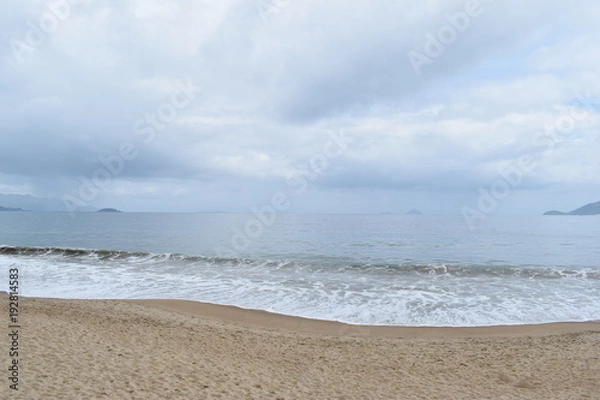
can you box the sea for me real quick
[1,212,599,327]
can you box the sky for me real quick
[1,0,599,215]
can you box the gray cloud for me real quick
[1,0,599,213]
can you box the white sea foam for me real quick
[2,247,599,326]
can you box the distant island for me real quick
[0,205,26,212]
[97,208,122,213]
[406,208,423,215]
[543,200,600,216]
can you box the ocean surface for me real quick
[1,212,599,326]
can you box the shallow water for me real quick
[1,212,599,326]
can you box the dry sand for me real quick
[2,296,599,399]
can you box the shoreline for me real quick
[18,293,600,337]
[127,297,600,338]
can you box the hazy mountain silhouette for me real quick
[0,194,94,212]
[543,200,600,215]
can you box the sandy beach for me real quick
[3,295,599,399]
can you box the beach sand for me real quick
[2,295,599,399]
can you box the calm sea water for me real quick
[1,212,599,326]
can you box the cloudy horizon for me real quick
[2,0,599,216]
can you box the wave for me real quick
[1,245,146,259]
[0,245,225,263]
[346,262,600,280]
[1,245,598,280]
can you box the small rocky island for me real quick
[543,200,600,216]
[97,208,122,213]
[0,205,26,212]
[406,208,423,215]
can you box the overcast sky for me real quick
[1,0,599,214]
